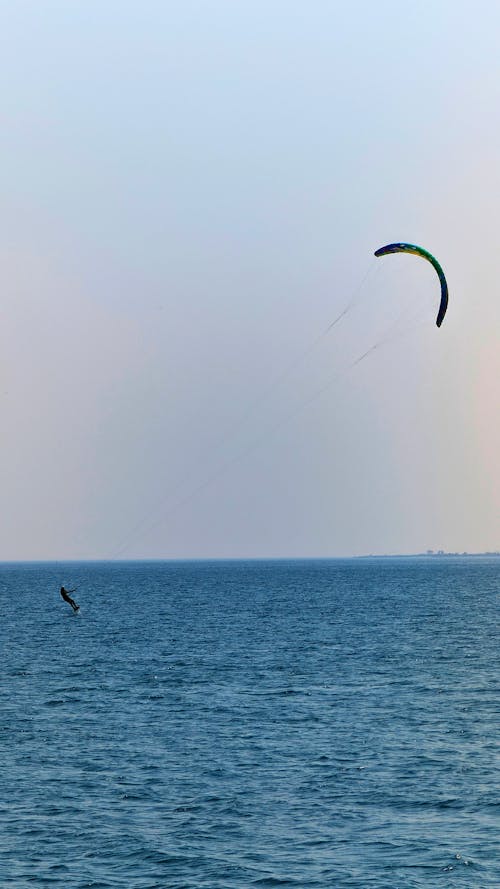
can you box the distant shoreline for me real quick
[356,551,500,559]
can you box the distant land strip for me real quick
[357,551,500,558]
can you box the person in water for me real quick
[60,586,79,612]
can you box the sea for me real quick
[0,557,498,888]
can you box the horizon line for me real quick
[0,551,498,564]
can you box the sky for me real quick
[0,0,498,559]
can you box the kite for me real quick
[374,243,448,327]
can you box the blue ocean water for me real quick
[0,557,498,888]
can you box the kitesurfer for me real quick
[60,586,79,612]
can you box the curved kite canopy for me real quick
[374,243,448,327]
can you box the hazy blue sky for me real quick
[0,1,498,559]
